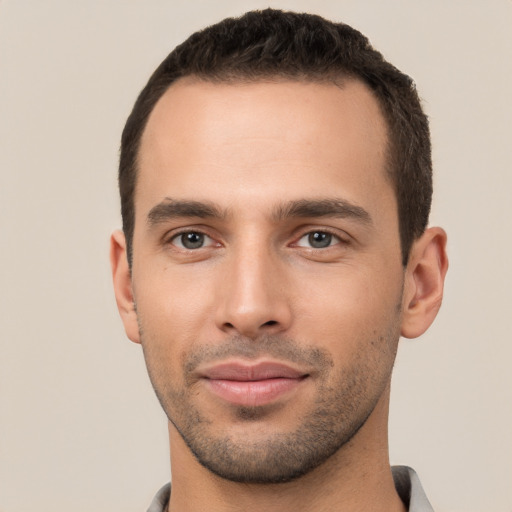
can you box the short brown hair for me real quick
[119,9,432,266]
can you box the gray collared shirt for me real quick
[147,465,433,512]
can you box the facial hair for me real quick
[139,327,400,484]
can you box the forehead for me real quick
[136,78,392,222]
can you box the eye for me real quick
[295,231,340,249]
[171,231,215,250]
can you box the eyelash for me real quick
[166,229,218,250]
[164,227,349,252]
[292,228,348,249]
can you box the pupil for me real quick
[182,232,204,249]
[309,232,331,248]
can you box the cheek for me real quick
[292,267,403,367]
[134,265,216,337]
[296,266,402,325]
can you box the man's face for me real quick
[128,79,405,482]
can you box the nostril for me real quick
[221,319,278,337]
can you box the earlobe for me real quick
[401,227,448,339]
[110,230,141,344]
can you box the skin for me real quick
[111,79,448,512]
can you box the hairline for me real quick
[126,72,411,269]
[133,72,398,221]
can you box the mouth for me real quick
[198,361,310,407]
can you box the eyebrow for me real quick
[147,198,226,226]
[273,198,372,225]
[146,197,372,226]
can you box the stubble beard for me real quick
[139,327,400,484]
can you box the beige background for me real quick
[1,1,511,511]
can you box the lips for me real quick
[198,361,308,407]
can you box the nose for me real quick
[214,244,292,339]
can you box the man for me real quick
[110,9,448,512]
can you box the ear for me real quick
[110,230,141,344]
[401,227,448,339]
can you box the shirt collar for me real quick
[147,466,434,512]
[392,465,434,512]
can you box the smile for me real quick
[198,361,309,407]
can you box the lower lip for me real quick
[205,377,304,407]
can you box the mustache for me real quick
[183,334,334,375]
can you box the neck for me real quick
[166,391,406,512]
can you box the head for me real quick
[112,9,447,485]
[119,8,432,268]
